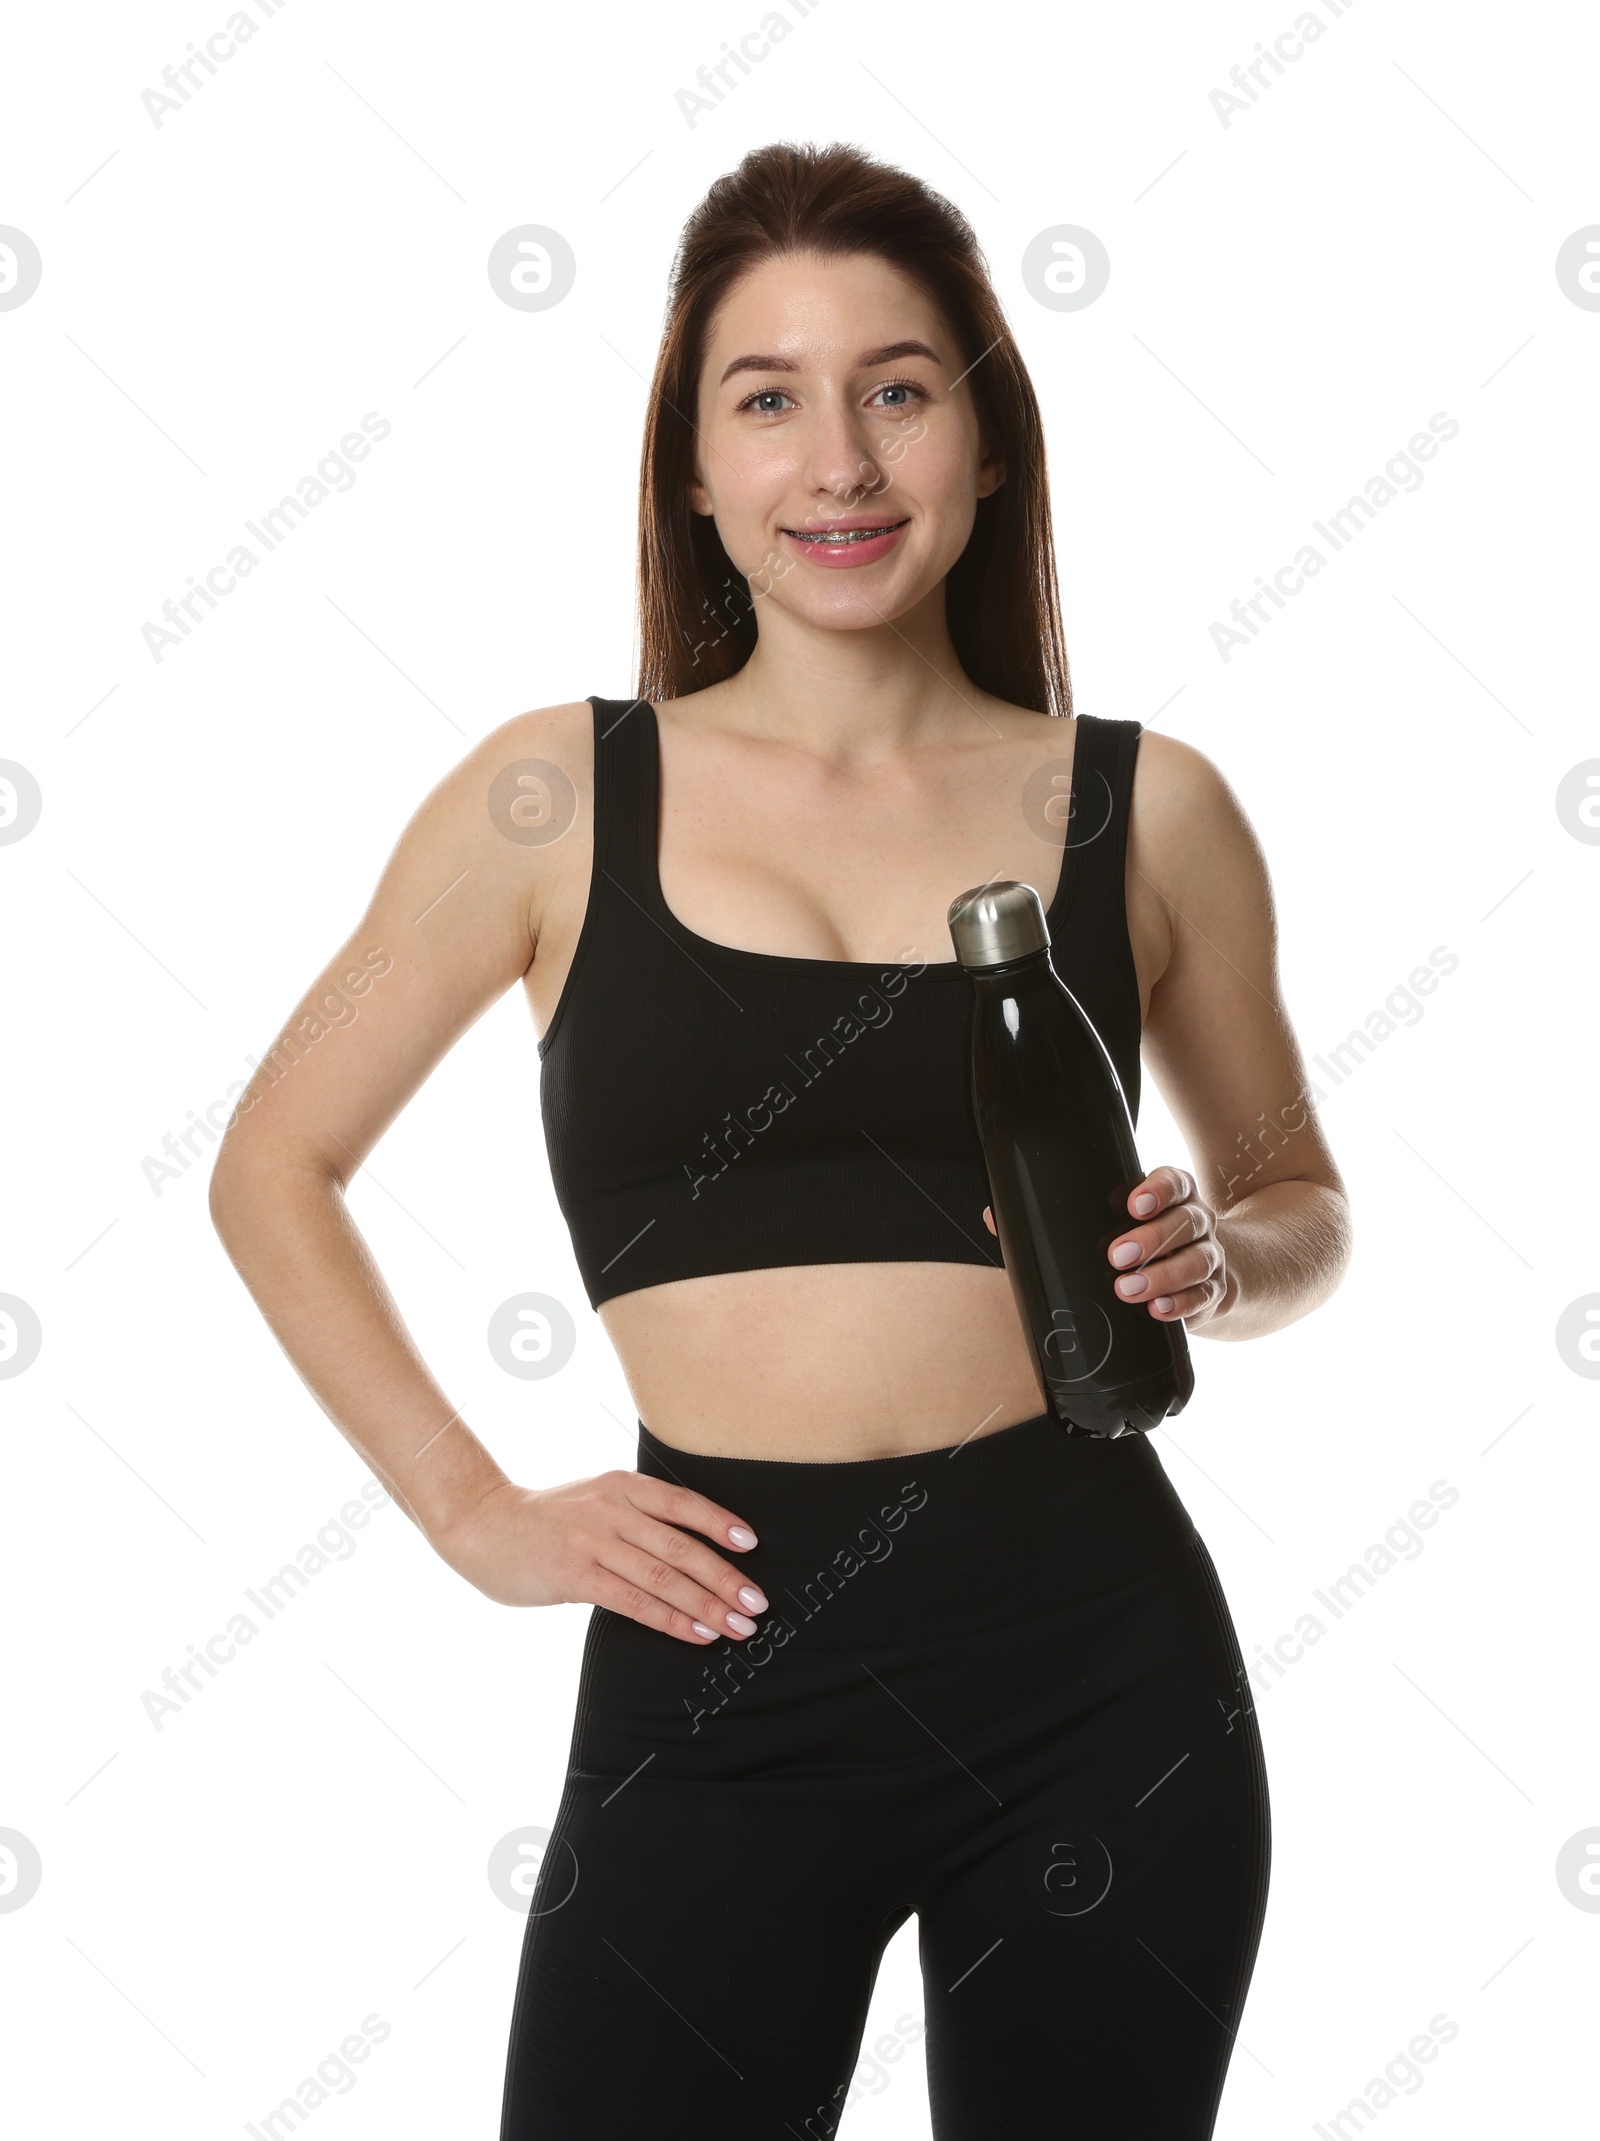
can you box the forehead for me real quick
[702,250,953,370]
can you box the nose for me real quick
[798,398,888,518]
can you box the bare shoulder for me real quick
[333,699,598,994]
[210,699,597,1184]
[466,698,595,802]
[357,694,602,981]
[972,700,1262,889]
[1130,729,1269,899]
[1122,728,1275,997]
[1129,726,1240,819]
[400,699,594,827]
[435,693,593,881]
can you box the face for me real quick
[688,250,1006,635]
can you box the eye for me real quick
[735,387,797,415]
[869,377,929,410]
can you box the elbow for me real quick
[208,1138,255,1252]
[207,1129,334,1250]
[1316,1179,1355,1285]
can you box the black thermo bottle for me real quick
[948,880,1194,1438]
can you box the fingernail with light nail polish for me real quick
[727,1611,757,1636]
[728,1526,757,1548]
[738,1586,767,1612]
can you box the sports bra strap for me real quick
[1061,714,1144,1114]
[587,695,657,907]
[1068,713,1141,903]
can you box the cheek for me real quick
[907,453,981,568]
[887,415,983,517]
[702,438,802,536]
[689,500,773,587]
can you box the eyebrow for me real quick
[717,339,945,386]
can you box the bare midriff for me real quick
[598,1259,1051,1460]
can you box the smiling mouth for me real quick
[780,519,910,545]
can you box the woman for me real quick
[211,142,1350,2139]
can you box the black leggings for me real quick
[501,1408,1270,2139]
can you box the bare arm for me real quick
[1105,732,1353,1342]
[208,705,766,1644]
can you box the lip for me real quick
[778,515,910,569]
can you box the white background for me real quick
[3,0,1595,2133]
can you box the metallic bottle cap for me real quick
[947,880,1050,969]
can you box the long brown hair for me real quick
[636,140,1072,718]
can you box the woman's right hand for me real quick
[430,1470,769,1645]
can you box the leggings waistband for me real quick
[635,1409,1198,1646]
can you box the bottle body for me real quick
[965,947,1194,1437]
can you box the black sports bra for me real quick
[539,696,1145,1309]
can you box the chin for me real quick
[796,593,920,633]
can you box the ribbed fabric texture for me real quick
[539,697,1145,1309]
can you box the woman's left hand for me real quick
[1105,1165,1230,1329]
[983,1164,1231,1330]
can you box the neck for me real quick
[703,584,995,762]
